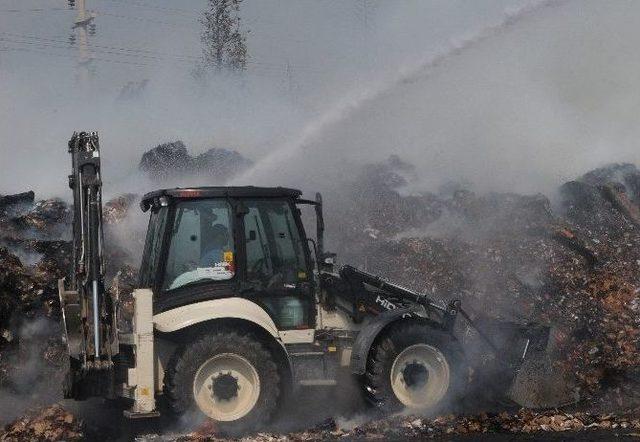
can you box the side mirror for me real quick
[248,230,257,241]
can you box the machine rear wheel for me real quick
[364,322,466,413]
[164,331,280,434]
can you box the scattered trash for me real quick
[0,405,83,441]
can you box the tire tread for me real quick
[163,331,280,434]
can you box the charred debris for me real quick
[1,143,640,439]
[139,141,253,183]
[332,160,640,409]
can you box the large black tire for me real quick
[364,322,467,414]
[164,331,280,434]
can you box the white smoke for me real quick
[1,0,640,239]
[233,0,568,186]
[3,0,625,200]
[0,318,63,426]
[234,0,640,198]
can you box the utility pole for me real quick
[71,0,96,85]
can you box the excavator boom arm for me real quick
[68,131,108,363]
[61,132,117,400]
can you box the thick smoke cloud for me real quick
[1,0,589,198]
[1,0,640,255]
[236,0,640,197]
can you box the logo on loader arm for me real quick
[376,295,398,310]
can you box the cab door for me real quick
[241,198,315,331]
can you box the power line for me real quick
[0,38,317,76]
[0,37,161,63]
[93,0,197,16]
[2,4,353,76]
[0,44,312,81]
[0,45,151,67]
[95,10,192,29]
[0,32,200,62]
[0,43,327,82]
[0,7,68,13]
[0,32,328,75]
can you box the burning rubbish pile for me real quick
[0,192,76,437]
[0,187,137,432]
[0,191,71,396]
[330,158,640,409]
[139,141,253,183]
[1,405,83,441]
[1,143,640,440]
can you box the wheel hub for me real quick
[193,353,261,422]
[402,361,429,389]
[390,343,450,409]
[211,372,239,401]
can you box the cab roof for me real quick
[141,186,303,207]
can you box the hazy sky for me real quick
[1,0,528,93]
[2,0,639,198]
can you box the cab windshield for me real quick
[163,199,235,291]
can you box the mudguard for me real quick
[152,297,296,393]
[153,297,279,337]
[350,307,423,375]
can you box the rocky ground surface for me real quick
[0,145,639,440]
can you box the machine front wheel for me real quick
[164,331,280,434]
[364,322,466,413]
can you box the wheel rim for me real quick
[193,353,261,422]
[390,343,450,409]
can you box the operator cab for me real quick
[139,186,319,330]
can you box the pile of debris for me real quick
[139,141,253,183]
[0,405,83,441]
[0,196,70,433]
[0,188,139,426]
[2,144,640,439]
[329,159,640,408]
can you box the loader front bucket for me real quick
[507,325,576,408]
[463,317,574,409]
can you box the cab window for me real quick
[244,199,307,285]
[139,206,168,288]
[163,199,235,290]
